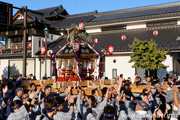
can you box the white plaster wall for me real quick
[9,60,22,76]
[32,36,44,57]
[48,34,61,42]
[9,59,35,76]
[40,59,51,79]
[27,60,35,76]
[126,24,147,30]
[0,58,53,80]
[105,56,135,80]
[0,60,9,79]
[105,55,173,83]
[157,55,173,82]
[86,28,101,33]
[35,58,41,80]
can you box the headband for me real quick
[104,113,115,117]
[134,100,150,110]
[46,107,56,112]
[12,103,23,109]
[22,95,29,100]
[16,88,23,92]
[126,95,131,99]
[44,87,51,90]
[91,101,96,105]
[57,103,62,107]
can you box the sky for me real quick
[1,0,180,15]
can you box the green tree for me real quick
[128,38,168,75]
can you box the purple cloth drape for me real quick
[74,52,82,81]
[98,52,105,79]
[50,53,57,81]
[52,61,57,76]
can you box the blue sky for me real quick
[1,0,180,15]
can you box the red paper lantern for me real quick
[15,46,19,50]
[108,45,114,55]
[28,43,32,47]
[121,35,126,41]
[74,68,77,74]
[0,48,2,52]
[41,46,47,55]
[153,30,158,36]
[94,38,98,44]
[79,21,85,30]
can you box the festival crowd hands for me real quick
[0,74,179,120]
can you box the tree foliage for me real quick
[128,38,168,70]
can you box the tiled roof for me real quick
[48,37,67,53]
[13,2,180,28]
[51,11,97,28]
[90,26,180,51]
[87,2,180,25]
[45,26,180,54]
[55,41,97,58]
[13,5,68,25]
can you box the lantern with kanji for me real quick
[15,46,19,50]
[28,43,32,47]
[108,45,114,55]
[0,48,2,53]
[153,30,158,36]
[41,46,47,55]
[94,38,98,44]
[79,21,85,30]
[121,35,126,41]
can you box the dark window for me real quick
[174,59,180,74]
[13,37,18,43]
[39,38,41,47]
[112,69,117,79]
[147,20,177,27]
[17,37,21,42]
[145,69,157,77]
[51,35,53,40]
[101,25,126,31]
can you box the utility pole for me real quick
[44,27,49,79]
[23,6,27,77]
[45,35,47,78]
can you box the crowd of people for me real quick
[1,74,53,84]
[0,73,179,120]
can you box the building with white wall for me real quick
[1,2,180,82]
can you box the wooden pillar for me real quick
[23,6,27,77]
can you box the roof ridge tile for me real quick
[96,2,180,17]
[66,11,97,19]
